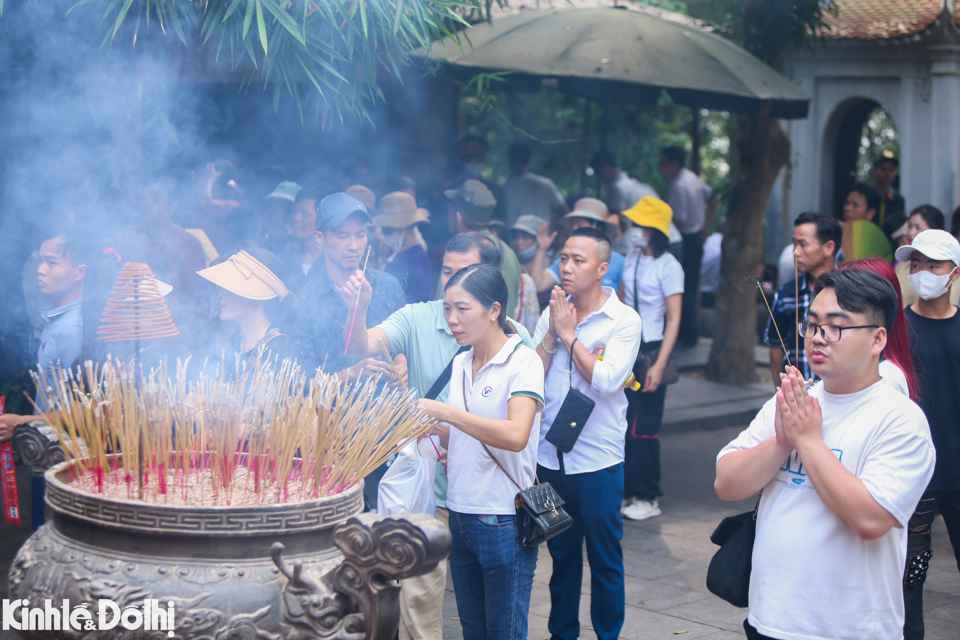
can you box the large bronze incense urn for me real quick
[8,460,450,639]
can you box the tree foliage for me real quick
[1,0,506,123]
[689,0,836,67]
[460,87,731,212]
[857,106,899,183]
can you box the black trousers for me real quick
[679,233,703,345]
[623,342,667,501]
[743,620,781,640]
[903,491,960,640]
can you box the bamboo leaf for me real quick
[256,0,269,55]
[242,32,259,69]
[296,56,328,97]
[242,0,256,37]
[169,6,187,45]
[67,0,100,17]
[261,0,305,45]
[358,0,368,37]
[392,0,404,35]
[223,0,245,23]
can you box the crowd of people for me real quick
[757,152,960,640]
[0,136,957,640]
[0,139,710,640]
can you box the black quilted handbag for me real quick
[482,443,574,547]
[462,372,573,546]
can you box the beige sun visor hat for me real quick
[197,251,288,301]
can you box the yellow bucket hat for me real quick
[622,196,673,238]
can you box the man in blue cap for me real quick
[295,191,406,381]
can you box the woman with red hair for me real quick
[839,258,919,401]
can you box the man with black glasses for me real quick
[716,269,935,640]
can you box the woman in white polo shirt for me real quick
[416,263,544,640]
[619,197,684,522]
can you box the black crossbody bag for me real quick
[462,373,573,546]
[705,492,761,608]
[544,338,595,453]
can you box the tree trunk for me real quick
[705,104,790,384]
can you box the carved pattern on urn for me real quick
[7,461,452,640]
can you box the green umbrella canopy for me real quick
[422,7,809,118]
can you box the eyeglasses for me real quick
[798,321,879,343]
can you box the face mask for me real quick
[910,269,955,300]
[464,162,485,179]
[383,229,405,257]
[624,226,648,249]
[516,245,537,262]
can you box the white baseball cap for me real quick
[895,229,960,265]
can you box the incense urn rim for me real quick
[45,460,364,537]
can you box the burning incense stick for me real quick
[377,336,407,390]
[757,281,793,369]
[31,354,433,506]
[344,247,372,355]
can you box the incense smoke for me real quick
[0,4,442,408]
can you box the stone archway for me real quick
[821,97,881,217]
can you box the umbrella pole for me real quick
[580,100,592,199]
[596,102,608,196]
[691,109,702,175]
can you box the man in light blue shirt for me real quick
[341,231,534,640]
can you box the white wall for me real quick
[778,36,960,253]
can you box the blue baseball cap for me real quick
[316,192,373,231]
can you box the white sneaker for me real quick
[621,498,661,521]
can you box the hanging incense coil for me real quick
[97,263,180,342]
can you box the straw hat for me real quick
[572,197,609,218]
[373,192,430,229]
[622,196,673,239]
[198,251,288,301]
[562,208,617,237]
[345,184,376,211]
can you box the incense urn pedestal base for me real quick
[8,461,451,639]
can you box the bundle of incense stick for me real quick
[30,355,432,506]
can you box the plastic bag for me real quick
[377,438,438,517]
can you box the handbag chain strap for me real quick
[461,371,538,493]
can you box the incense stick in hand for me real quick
[377,337,407,390]
[344,247,372,355]
[758,280,794,369]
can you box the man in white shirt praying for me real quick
[715,268,936,640]
[534,226,642,640]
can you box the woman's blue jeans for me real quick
[447,510,538,640]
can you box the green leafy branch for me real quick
[5,0,511,124]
